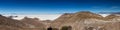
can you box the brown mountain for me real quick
[50,11,104,28]
[50,11,120,30]
[53,11,103,23]
[21,17,45,29]
[0,15,28,30]
[68,11,103,22]
[105,14,120,20]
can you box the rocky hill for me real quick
[53,11,103,23]
[105,14,120,19]
[50,11,120,29]
[68,11,103,22]
[0,15,28,30]
[20,17,45,30]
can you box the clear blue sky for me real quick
[0,0,120,14]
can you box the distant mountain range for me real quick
[0,11,120,30]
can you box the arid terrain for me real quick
[0,11,120,30]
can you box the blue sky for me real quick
[0,0,120,14]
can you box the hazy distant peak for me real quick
[0,14,3,16]
[74,11,102,17]
[63,13,73,15]
[22,16,40,21]
[57,13,73,18]
[75,11,92,14]
[22,16,32,19]
[99,12,120,14]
